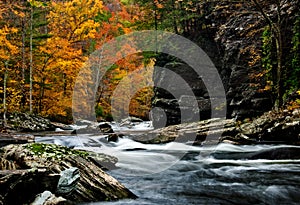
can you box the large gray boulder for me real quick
[0,143,136,204]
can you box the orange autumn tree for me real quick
[0,2,23,123]
[91,0,154,121]
[1,0,150,122]
[37,0,105,120]
[110,55,155,120]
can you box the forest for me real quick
[0,0,299,123]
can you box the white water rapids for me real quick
[36,122,300,205]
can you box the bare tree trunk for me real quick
[3,61,8,126]
[251,0,285,109]
[38,77,45,113]
[29,5,33,113]
[171,0,178,34]
[21,18,26,109]
[274,0,284,109]
[274,29,283,109]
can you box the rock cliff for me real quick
[151,1,298,127]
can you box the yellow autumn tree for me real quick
[36,0,105,120]
[0,2,21,123]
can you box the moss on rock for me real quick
[26,143,89,160]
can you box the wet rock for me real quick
[31,191,71,205]
[249,147,300,160]
[134,107,300,145]
[51,122,73,131]
[218,133,256,145]
[123,117,143,123]
[98,122,114,133]
[56,167,80,197]
[87,152,118,171]
[0,143,136,204]
[107,133,119,142]
[71,122,113,134]
[211,146,300,160]
[74,119,95,126]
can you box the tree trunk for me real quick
[274,0,284,109]
[21,18,26,109]
[274,29,283,109]
[3,61,8,126]
[251,0,285,109]
[29,5,33,113]
[171,0,178,34]
[38,77,45,113]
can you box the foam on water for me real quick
[36,127,300,205]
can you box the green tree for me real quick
[288,16,300,90]
[250,0,287,109]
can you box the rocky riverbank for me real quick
[133,108,300,146]
[1,107,300,204]
[0,113,138,204]
[1,112,56,132]
[0,143,136,204]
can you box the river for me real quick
[36,122,300,205]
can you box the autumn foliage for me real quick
[0,0,153,122]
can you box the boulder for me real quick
[74,119,95,126]
[51,122,73,131]
[31,191,72,205]
[0,143,136,204]
[71,122,113,134]
[133,118,236,144]
[0,169,60,205]
[107,133,119,142]
[56,167,80,197]
[98,122,114,133]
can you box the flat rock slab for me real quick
[0,134,34,147]
[133,118,236,144]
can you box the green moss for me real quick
[26,143,89,159]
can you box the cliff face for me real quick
[151,1,298,128]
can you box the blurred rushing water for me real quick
[36,122,300,205]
